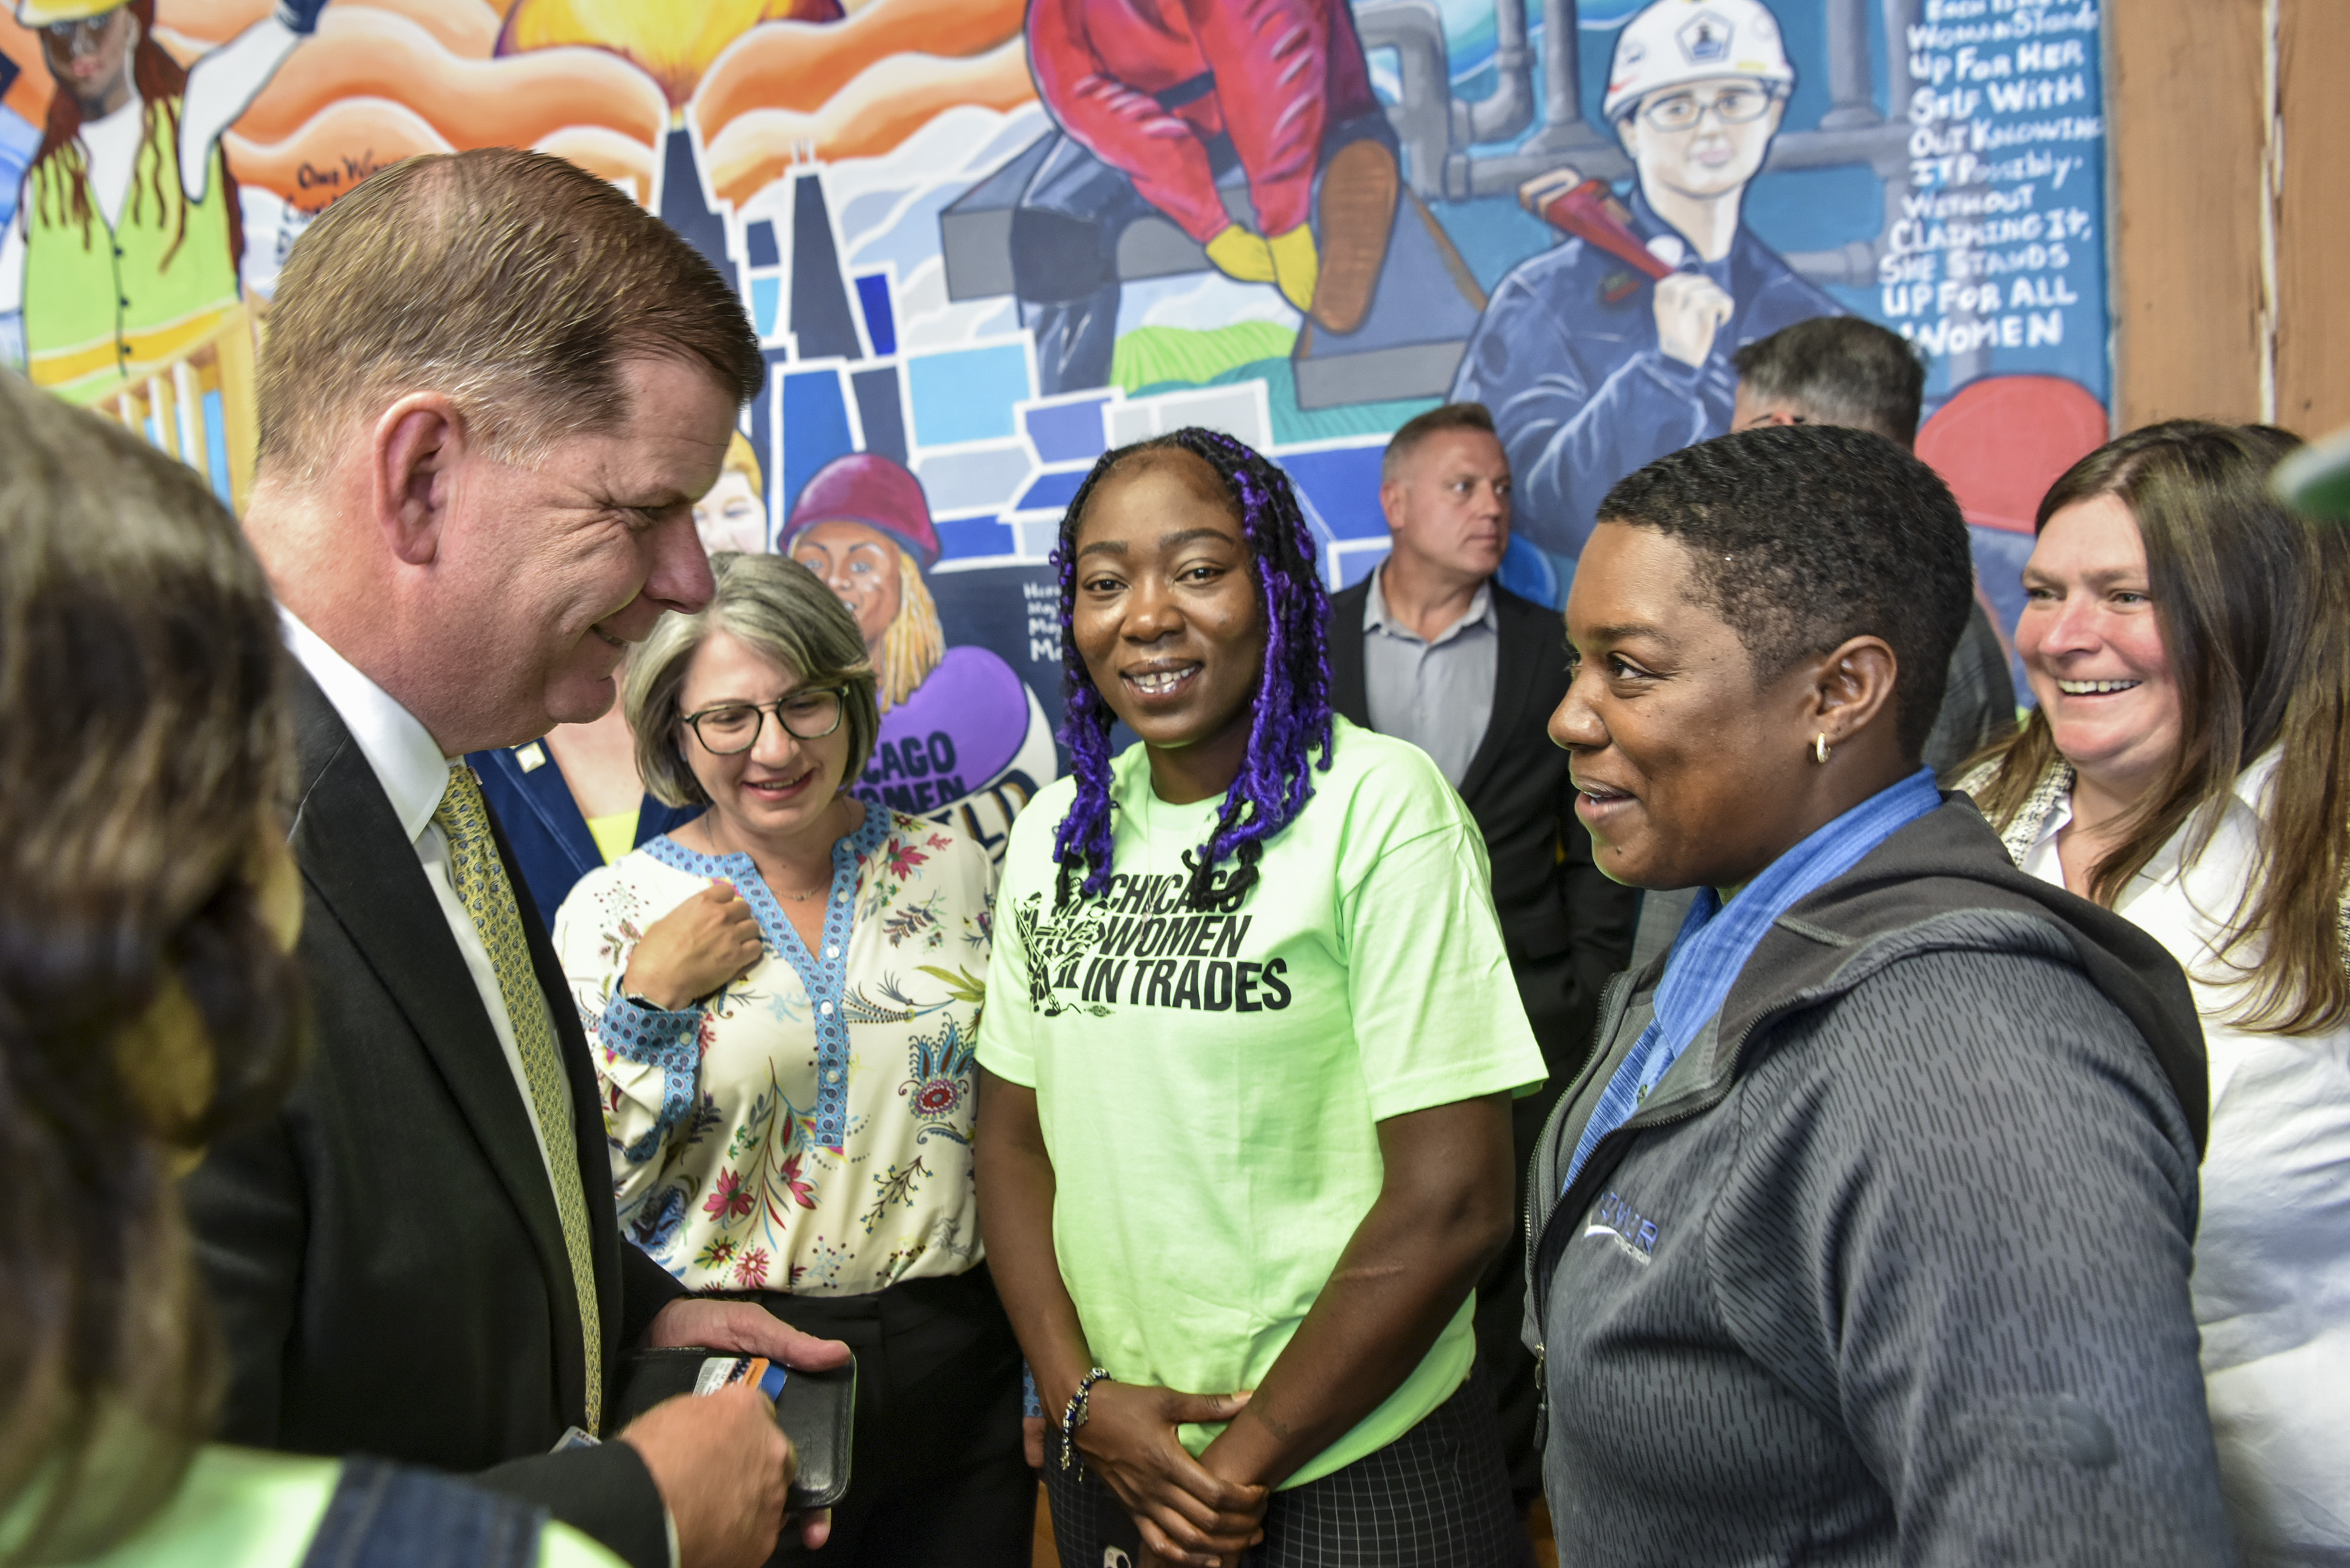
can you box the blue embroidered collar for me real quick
[641,805,892,1151]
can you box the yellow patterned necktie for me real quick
[434,763,604,1434]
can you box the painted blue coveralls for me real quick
[1448,187,1840,558]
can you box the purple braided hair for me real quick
[1048,427,1335,912]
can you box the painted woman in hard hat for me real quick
[1449,0,1839,561]
[0,0,326,405]
[692,429,771,556]
[786,452,1057,863]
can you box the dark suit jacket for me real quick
[1328,575,1638,1085]
[183,669,686,1568]
[466,742,702,932]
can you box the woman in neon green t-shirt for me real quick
[975,427,1548,1566]
[0,377,616,1567]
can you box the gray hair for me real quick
[1380,401,1497,483]
[625,552,880,807]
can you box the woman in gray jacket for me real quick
[1530,423,2232,1566]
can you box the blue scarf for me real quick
[1560,769,1943,1195]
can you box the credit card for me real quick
[692,1354,787,1400]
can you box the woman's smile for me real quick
[1121,660,1203,701]
[1571,773,1640,830]
[739,763,819,804]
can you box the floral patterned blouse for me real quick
[551,805,993,1295]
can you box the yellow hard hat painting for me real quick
[13,0,130,27]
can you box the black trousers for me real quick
[752,1263,1032,1567]
[1041,1369,1527,1568]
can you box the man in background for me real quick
[184,148,843,1568]
[1327,401,1640,1512]
[1730,314,2016,777]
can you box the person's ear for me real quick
[1809,635,1899,748]
[1378,478,1407,536]
[369,393,469,568]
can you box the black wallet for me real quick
[612,1348,857,1510]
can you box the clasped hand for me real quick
[1075,1381,1266,1568]
[622,881,763,1011]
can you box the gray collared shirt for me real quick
[1362,567,1497,787]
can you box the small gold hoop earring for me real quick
[1813,732,1832,765]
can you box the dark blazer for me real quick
[183,669,686,1568]
[1328,574,1638,1081]
[467,742,702,931]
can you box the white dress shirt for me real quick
[2019,749,2350,1564]
[282,611,571,1181]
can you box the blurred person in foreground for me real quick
[0,374,621,1565]
[1961,421,2350,1565]
[976,428,1545,1567]
[181,146,846,1568]
[1532,423,2231,1563]
[553,553,1029,1565]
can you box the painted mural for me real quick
[3,0,2112,842]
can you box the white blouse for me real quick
[552,806,995,1297]
[2013,750,2350,1564]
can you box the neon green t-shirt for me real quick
[978,717,1545,1487]
[8,1447,623,1567]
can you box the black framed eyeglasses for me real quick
[680,687,848,754]
[1637,84,1778,132]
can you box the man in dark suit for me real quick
[183,148,845,1568]
[1327,402,1640,1508]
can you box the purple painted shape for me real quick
[859,644,1032,809]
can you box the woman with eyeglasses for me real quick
[551,552,1033,1567]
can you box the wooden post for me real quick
[2275,0,2350,436]
[2107,0,2267,428]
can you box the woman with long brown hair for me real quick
[1961,420,2350,1567]
[0,374,620,1564]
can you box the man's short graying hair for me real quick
[1380,401,1498,483]
[258,148,761,485]
[1731,317,1926,448]
[625,553,880,808]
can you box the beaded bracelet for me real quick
[1059,1367,1113,1473]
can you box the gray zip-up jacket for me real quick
[1527,797,2235,1565]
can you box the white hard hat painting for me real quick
[1602,0,1797,124]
